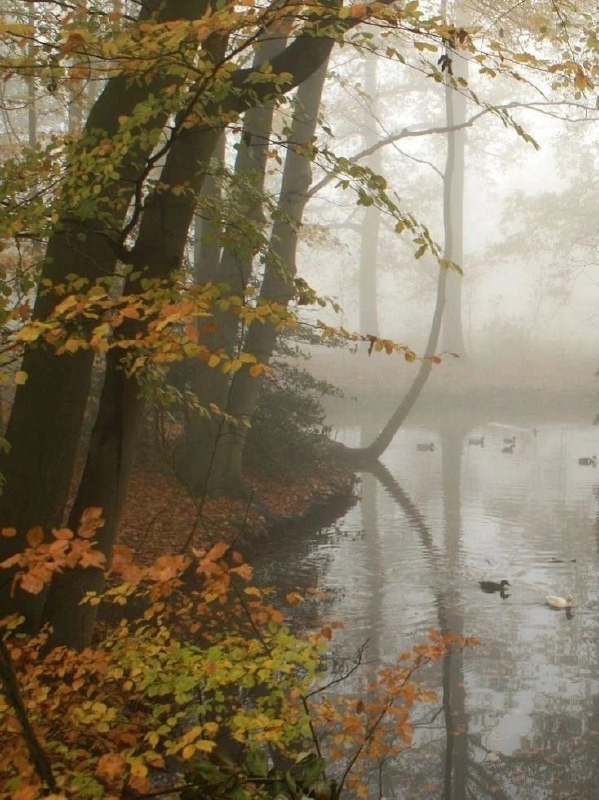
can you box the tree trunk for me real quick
[205,62,330,496]
[41,41,339,648]
[41,120,222,648]
[177,38,284,494]
[193,134,226,284]
[0,0,218,625]
[359,56,381,337]
[2,0,345,638]
[440,3,468,356]
[339,34,471,463]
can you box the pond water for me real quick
[256,418,599,799]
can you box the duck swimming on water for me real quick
[468,436,485,447]
[578,456,597,467]
[545,594,575,609]
[479,579,510,593]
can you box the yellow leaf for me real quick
[18,324,45,342]
[14,370,27,385]
[208,354,220,368]
[195,739,216,753]
[182,744,195,760]
[145,752,165,769]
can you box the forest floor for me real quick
[118,454,357,564]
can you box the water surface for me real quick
[258,420,599,798]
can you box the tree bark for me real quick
[358,56,381,337]
[440,3,468,356]
[2,0,378,639]
[41,35,341,647]
[205,62,330,496]
[177,37,284,494]
[41,119,223,648]
[0,0,207,625]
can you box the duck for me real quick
[416,442,435,452]
[545,593,575,609]
[502,443,515,454]
[479,579,510,593]
[503,436,516,445]
[578,456,597,467]
[468,435,485,447]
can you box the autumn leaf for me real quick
[78,506,105,538]
[52,527,74,541]
[78,549,107,569]
[95,752,127,781]
[248,363,265,377]
[25,525,44,548]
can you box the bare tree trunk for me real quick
[440,2,468,356]
[205,62,330,496]
[177,37,284,494]
[359,56,381,337]
[338,25,471,463]
[194,134,226,283]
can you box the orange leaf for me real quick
[285,591,304,606]
[96,752,127,781]
[25,526,43,548]
[52,527,74,541]
[1,527,16,538]
[204,542,228,562]
[12,787,36,800]
[78,506,105,538]
[120,306,140,319]
[248,363,264,378]
[230,563,253,580]
[184,323,198,342]
[78,549,106,569]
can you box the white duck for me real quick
[545,593,575,609]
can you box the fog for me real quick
[293,49,599,402]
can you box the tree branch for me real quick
[0,637,57,792]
